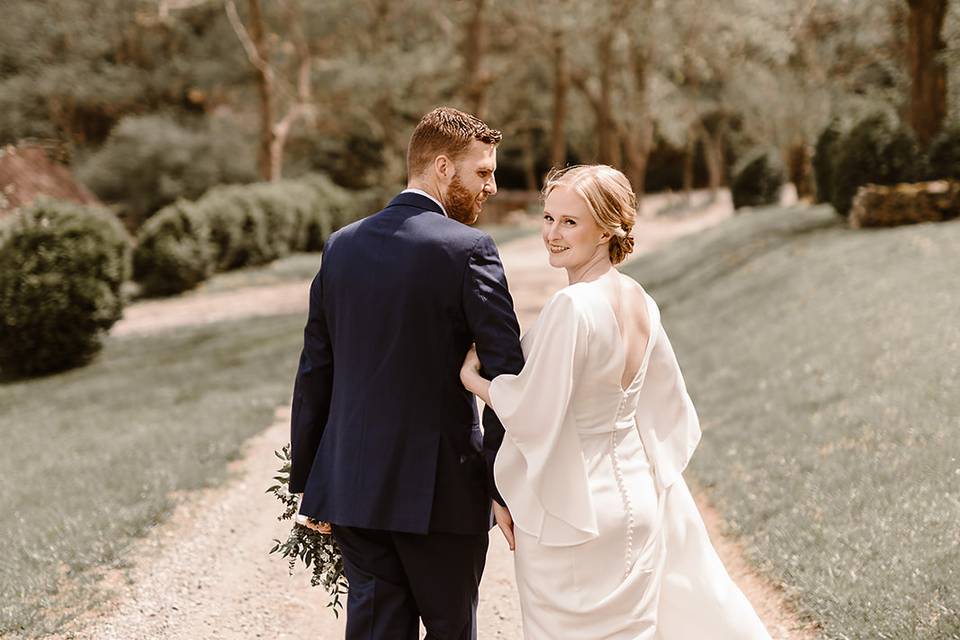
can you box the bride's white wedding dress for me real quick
[488,280,770,639]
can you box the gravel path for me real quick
[64,192,816,639]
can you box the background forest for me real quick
[2,0,958,229]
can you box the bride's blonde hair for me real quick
[541,165,636,264]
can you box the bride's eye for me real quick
[543,214,554,222]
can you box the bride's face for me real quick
[542,185,607,270]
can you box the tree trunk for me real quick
[787,141,814,200]
[247,0,274,181]
[624,145,649,200]
[550,34,568,169]
[906,0,948,147]
[622,131,651,214]
[682,126,696,198]
[462,0,489,119]
[596,34,619,166]
[699,119,727,196]
[620,116,654,212]
[622,30,653,212]
[522,128,539,191]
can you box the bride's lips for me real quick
[548,245,569,254]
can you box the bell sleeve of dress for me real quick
[633,300,702,492]
[487,290,599,547]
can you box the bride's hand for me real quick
[493,501,515,551]
[460,345,481,388]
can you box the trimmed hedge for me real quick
[132,200,214,297]
[813,120,843,204]
[926,126,960,180]
[731,149,785,210]
[201,185,274,271]
[0,198,131,376]
[830,113,919,217]
[133,175,368,297]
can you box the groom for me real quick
[289,106,524,639]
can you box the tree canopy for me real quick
[1,0,955,200]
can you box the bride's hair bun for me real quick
[542,165,637,265]
[610,229,635,264]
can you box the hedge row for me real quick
[813,112,960,217]
[731,149,785,210]
[134,174,367,297]
[0,198,131,377]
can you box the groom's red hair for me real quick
[407,107,502,179]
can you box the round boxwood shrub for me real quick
[133,200,213,297]
[298,174,347,251]
[300,174,378,247]
[201,185,273,271]
[813,120,843,204]
[731,149,785,210]
[275,180,328,252]
[830,112,919,217]
[926,125,960,180]
[245,182,301,260]
[0,198,131,377]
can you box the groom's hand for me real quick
[493,501,515,551]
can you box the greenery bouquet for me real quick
[268,444,348,615]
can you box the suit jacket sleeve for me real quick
[289,258,334,494]
[462,235,524,505]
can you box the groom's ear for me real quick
[434,154,453,180]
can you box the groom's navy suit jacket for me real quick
[290,192,523,535]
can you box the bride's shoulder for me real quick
[546,282,613,327]
[615,271,648,296]
[545,284,585,310]
[616,273,659,309]
[540,284,595,321]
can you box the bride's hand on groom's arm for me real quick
[460,344,481,380]
[460,345,491,405]
[492,501,515,551]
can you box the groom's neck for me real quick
[406,180,444,204]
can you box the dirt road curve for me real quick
[65,195,815,639]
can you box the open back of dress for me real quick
[488,280,770,639]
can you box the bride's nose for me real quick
[545,222,561,242]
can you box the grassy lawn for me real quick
[0,314,306,637]
[622,206,960,639]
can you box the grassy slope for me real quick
[622,206,960,639]
[0,314,306,636]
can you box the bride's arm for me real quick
[460,345,491,406]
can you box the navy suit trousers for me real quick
[333,525,488,640]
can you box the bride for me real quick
[460,165,770,639]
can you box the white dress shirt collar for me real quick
[401,188,447,217]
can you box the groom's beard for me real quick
[445,173,481,225]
